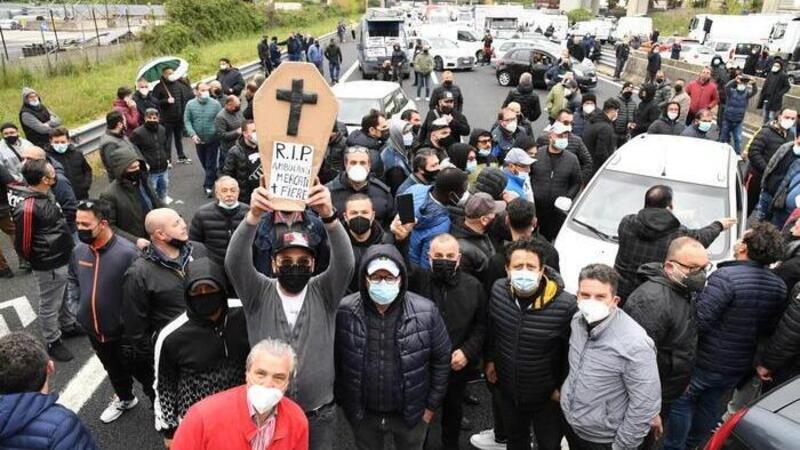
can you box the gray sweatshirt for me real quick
[214,108,243,153]
[225,218,355,412]
[560,308,661,450]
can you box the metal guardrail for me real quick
[71,29,337,155]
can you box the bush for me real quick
[568,8,593,25]
[141,22,199,53]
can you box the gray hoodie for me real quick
[225,218,355,412]
[19,87,61,137]
[560,308,661,450]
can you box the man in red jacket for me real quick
[171,338,309,450]
[684,67,719,124]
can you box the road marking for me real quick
[57,354,106,413]
[340,61,359,83]
[0,296,36,336]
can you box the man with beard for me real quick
[225,182,354,450]
[398,148,440,195]
[429,71,464,113]
[418,92,470,149]
[346,110,389,178]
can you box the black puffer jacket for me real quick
[758,60,791,112]
[503,81,542,122]
[614,208,723,300]
[220,136,261,204]
[188,201,249,267]
[624,263,697,402]
[335,245,451,427]
[215,68,245,96]
[11,186,73,271]
[762,282,800,378]
[345,220,394,294]
[130,123,169,173]
[774,240,800,291]
[535,134,593,185]
[486,268,577,404]
[582,112,616,175]
[449,216,496,281]
[613,94,638,135]
[748,121,791,177]
[152,78,187,124]
[531,147,582,208]
[326,172,395,228]
[647,114,686,136]
[632,85,660,137]
[45,145,92,199]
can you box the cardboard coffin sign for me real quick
[252,62,339,211]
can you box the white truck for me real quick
[770,17,800,62]
[474,5,524,39]
[611,16,652,42]
[688,13,793,44]
[570,19,613,42]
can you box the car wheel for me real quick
[476,49,484,61]
[434,56,444,72]
[497,70,512,87]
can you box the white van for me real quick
[570,20,613,42]
[612,16,652,42]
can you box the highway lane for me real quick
[0,34,624,449]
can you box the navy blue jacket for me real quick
[723,80,758,123]
[334,245,451,427]
[0,392,97,449]
[696,260,787,376]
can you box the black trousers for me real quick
[162,121,186,160]
[89,336,155,403]
[496,389,564,450]
[563,419,612,450]
[487,381,507,441]
[440,374,468,449]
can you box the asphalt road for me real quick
[0,34,624,450]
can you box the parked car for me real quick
[495,45,597,91]
[680,43,718,66]
[490,37,552,66]
[331,80,417,134]
[704,376,800,450]
[654,37,700,53]
[0,19,22,30]
[409,36,475,71]
[728,42,764,69]
[553,134,745,294]
[705,39,736,62]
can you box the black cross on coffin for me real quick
[276,78,318,136]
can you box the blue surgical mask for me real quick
[510,269,540,295]
[698,121,712,133]
[368,280,400,305]
[52,143,69,153]
[478,148,491,157]
[466,160,478,173]
[554,138,569,150]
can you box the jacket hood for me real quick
[357,244,408,304]
[640,84,656,101]
[0,392,57,440]
[588,111,611,124]
[184,257,229,321]
[21,87,38,106]
[108,145,141,180]
[634,207,680,240]
[660,101,681,119]
[446,143,472,171]
[388,119,409,154]
[469,128,491,147]
[635,261,689,294]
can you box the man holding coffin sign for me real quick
[225,62,355,450]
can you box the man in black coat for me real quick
[407,233,485,450]
[215,58,245,97]
[419,91,471,149]
[613,185,735,301]
[502,72,542,123]
[188,176,248,268]
[220,121,260,204]
[130,109,170,202]
[341,193,394,294]
[614,39,630,79]
[625,237,708,449]
[485,239,576,450]
[345,110,388,178]
[758,59,792,124]
[582,99,619,176]
[758,281,800,390]
[535,110,594,185]
[45,128,92,200]
[631,83,660,137]
[257,36,272,75]
[326,146,395,229]
[429,71,464,113]
[151,67,189,163]
[746,110,796,214]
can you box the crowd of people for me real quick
[2,19,800,450]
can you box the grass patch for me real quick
[0,12,359,128]
[651,8,712,37]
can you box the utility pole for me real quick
[49,9,60,51]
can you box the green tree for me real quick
[567,8,592,25]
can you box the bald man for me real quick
[121,208,206,389]
[20,146,78,233]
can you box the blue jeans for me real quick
[720,119,744,154]
[149,171,169,201]
[329,62,340,82]
[416,72,430,98]
[196,141,219,190]
[663,367,742,450]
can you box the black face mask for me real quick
[443,80,453,87]
[431,258,458,281]
[348,216,372,235]
[190,292,227,318]
[168,237,188,249]
[674,85,683,93]
[4,135,19,146]
[145,121,159,132]
[380,129,390,141]
[622,91,633,100]
[77,227,98,245]
[123,170,141,184]
[440,105,453,114]
[277,264,313,294]
[412,125,421,136]
[423,169,440,183]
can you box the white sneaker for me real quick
[100,396,138,423]
[470,428,506,450]
[425,97,431,101]
[415,96,421,101]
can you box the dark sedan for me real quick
[495,47,597,91]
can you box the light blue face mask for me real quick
[52,143,69,154]
[793,145,800,157]
[466,160,478,173]
[554,138,569,150]
[368,280,400,305]
[698,121,712,133]
[510,269,540,295]
[478,148,491,157]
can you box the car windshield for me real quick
[570,170,730,258]
[337,98,381,125]
[431,38,457,49]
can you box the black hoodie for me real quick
[632,84,660,136]
[345,219,395,294]
[153,258,249,438]
[502,80,542,122]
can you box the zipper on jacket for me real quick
[90,247,104,342]
[568,334,592,411]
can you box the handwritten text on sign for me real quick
[269,141,314,201]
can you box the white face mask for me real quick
[167,73,180,82]
[218,200,239,210]
[780,118,796,131]
[577,298,611,324]
[667,111,679,121]
[563,88,573,97]
[402,133,414,146]
[504,120,518,133]
[247,384,283,415]
[582,104,596,115]
[772,65,781,73]
[138,87,149,96]
[347,165,369,183]
[249,132,258,145]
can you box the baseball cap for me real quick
[367,257,400,277]
[431,116,450,131]
[504,148,535,166]
[272,231,315,256]
[465,192,504,218]
[442,91,454,101]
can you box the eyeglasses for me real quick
[670,260,713,274]
[276,257,313,268]
[368,273,399,283]
[477,138,492,144]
